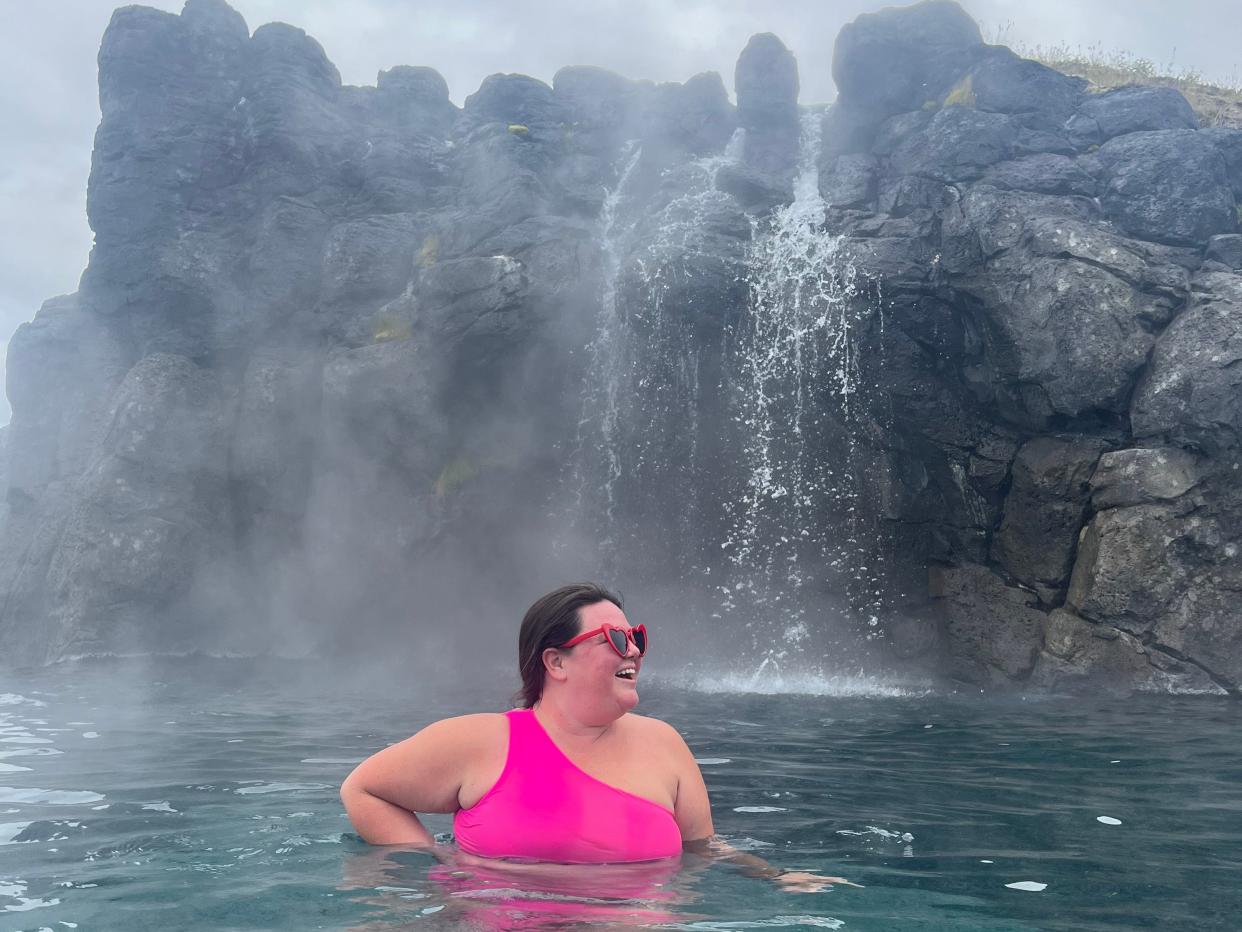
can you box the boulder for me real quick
[981,153,1096,196]
[1030,609,1224,694]
[819,153,878,208]
[375,66,457,133]
[462,73,562,127]
[947,193,1186,421]
[318,213,420,325]
[1202,127,1242,198]
[1132,272,1242,452]
[832,0,983,117]
[962,46,1085,131]
[643,72,736,159]
[1095,130,1237,246]
[930,562,1046,686]
[1065,85,1198,148]
[419,255,530,347]
[735,33,800,175]
[1090,447,1204,509]
[1067,498,1242,688]
[888,106,1015,181]
[991,436,1107,601]
[1206,234,1242,269]
[553,66,644,150]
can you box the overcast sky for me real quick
[1,0,1238,424]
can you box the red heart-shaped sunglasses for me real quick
[559,623,648,657]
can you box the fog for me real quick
[2,0,1238,425]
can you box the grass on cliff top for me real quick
[1002,34,1242,128]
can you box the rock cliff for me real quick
[2,0,1240,694]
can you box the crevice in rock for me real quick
[1114,620,1242,696]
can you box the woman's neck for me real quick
[533,689,620,744]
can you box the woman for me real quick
[341,582,848,892]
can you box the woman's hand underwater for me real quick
[773,869,864,893]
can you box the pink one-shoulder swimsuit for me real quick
[452,708,683,863]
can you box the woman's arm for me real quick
[683,836,861,892]
[340,713,499,846]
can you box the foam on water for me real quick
[675,917,844,930]
[0,695,47,707]
[0,878,60,913]
[0,821,33,845]
[679,668,927,697]
[234,782,329,796]
[0,788,104,805]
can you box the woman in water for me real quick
[341,582,848,892]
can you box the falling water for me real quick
[569,142,643,548]
[568,133,746,576]
[722,109,887,663]
[566,118,890,675]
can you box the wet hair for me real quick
[515,582,623,709]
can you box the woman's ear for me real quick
[542,647,568,683]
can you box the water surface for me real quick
[1,659,1238,930]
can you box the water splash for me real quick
[721,109,888,652]
[568,133,746,574]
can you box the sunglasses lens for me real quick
[632,627,647,655]
[608,629,628,655]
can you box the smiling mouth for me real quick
[615,668,637,681]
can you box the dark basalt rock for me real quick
[462,73,562,128]
[1202,127,1242,197]
[981,153,1097,196]
[1031,609,1224,695]
[1090,447,1204,510]
[1066,85,1199,148]
[1068,488,1242,688]
[4,0,1242,696]
[991,437,1108,603]
[1206,234,1242,269]
[643,71,736,160]
[930,563,1045,686]
[888,106,1015,181]
[1095,130,1237,246]
[964,46,1086,132]
[1131,272,1242,452]
[832,0,983,117]
[735,33,800,175]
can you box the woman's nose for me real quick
[623,637,640,658]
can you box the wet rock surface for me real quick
[2,0,1241,695]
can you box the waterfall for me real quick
[568,142,643,551]
[565,117,889,672]
[722,109,887,660]
[567,134,745,577]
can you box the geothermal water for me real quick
[2,659,1241,931]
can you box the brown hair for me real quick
[516,582,623,708]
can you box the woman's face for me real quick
[561,600,642,717]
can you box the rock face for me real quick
[2,0,1241,694]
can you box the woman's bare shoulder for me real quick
[625,712,688,745]
[421,712,508,743]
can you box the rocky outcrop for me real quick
[2,0,1240,694]
[820,1,1240,693]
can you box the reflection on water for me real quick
[341,846,710,930]
[0,658,1240,930]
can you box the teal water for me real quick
[0,659,1239,930]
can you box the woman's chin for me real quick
[614,681,640,709]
